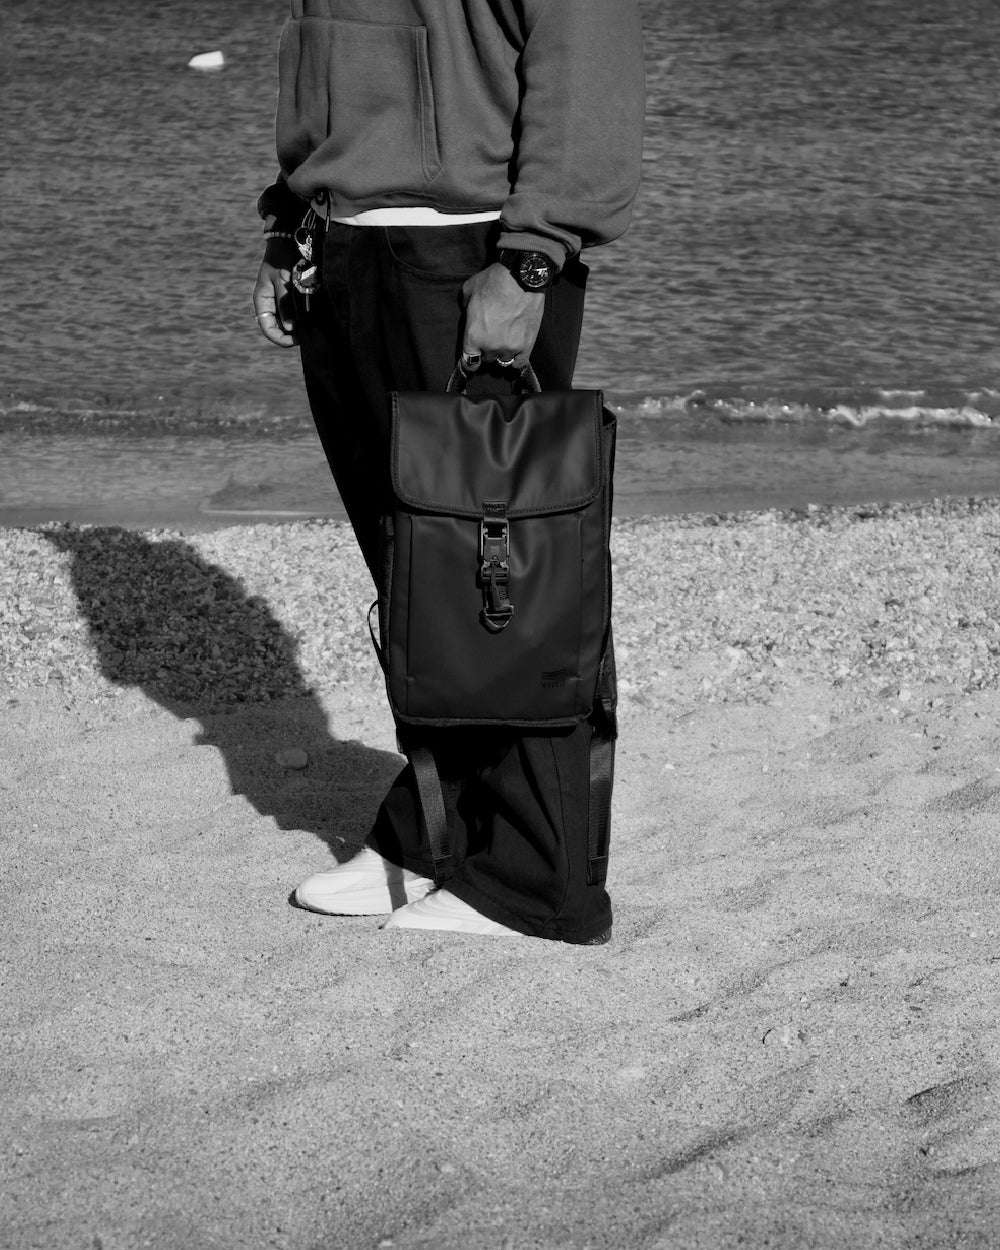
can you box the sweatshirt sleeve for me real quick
[497,0,646,267]
[256,170,308,231]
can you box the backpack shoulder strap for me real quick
[587,629,617,886]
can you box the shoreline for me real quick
[3,484,999,538]
[4,408,1000,536]
[7,499,1000,1245]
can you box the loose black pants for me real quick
[296,221,613,942]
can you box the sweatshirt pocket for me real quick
[278,17,441,195]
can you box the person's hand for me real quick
[460,263,544,371]
[252,238,300,348]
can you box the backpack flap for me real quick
[391,390,605,517]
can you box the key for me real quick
[292,258,320,311]
[294,226,313,263]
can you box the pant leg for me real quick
[369,721,611,943]
[298,220,613,943]
[294,225,395,573]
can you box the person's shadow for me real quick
[40,525,401,868]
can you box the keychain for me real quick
[292,209,322,310]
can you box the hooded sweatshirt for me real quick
[258,0,646,266]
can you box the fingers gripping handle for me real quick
[447,359,541,394]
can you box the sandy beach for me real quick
[5,502,1000,1248]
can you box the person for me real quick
[253,0,645,943]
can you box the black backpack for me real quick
[370,366,617,885]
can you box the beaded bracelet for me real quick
[263,231,295,241]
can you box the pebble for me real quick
[2,501,1000,710]
[188,50,225,70]
[613,1065,648,1082]
[275,748,309,770]
[762,1024,808,1049]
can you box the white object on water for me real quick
[188,50,225,71]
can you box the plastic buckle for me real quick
[479,506,513,631]
[479,516,510,577]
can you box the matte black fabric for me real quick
[381,397,614,726]
[391,391,604,517]
[295,219,613,942]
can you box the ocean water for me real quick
[2,0,999,523]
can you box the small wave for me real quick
[0,392,309,436]
[827,404,994,430]
[5,385,999,438]
[609,386,1000,431]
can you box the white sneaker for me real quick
[294,847,436,915]
[382,889,526,937]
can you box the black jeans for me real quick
[297,221,613,943]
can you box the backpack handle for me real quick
[447,359,541,395]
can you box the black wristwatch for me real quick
[497,249,558,292]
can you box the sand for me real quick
[4,505,1000,1249]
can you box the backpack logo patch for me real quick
[541,668,576,689]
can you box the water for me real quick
[2,0,999,525]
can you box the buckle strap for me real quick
[407,740,452,884]
[479,501,513,632]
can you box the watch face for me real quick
[519,253,554,290]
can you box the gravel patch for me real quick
[2,498,999,712]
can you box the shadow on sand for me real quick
[40,525,401,861]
